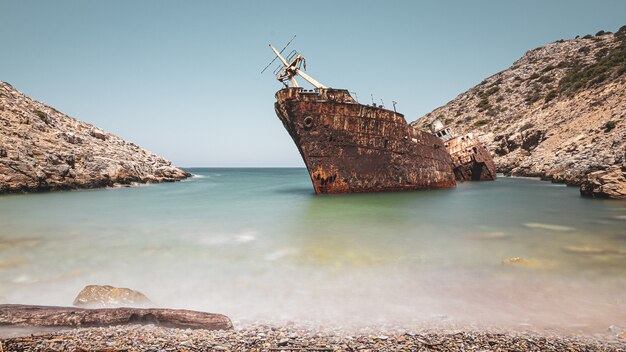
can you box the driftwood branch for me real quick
[0,305,232,330]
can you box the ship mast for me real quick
[268,44,327,89]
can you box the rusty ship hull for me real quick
[430,120,497,182]
[451,143,497,181]
[274,87,456,194]
[444,134,497,181]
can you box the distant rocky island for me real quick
[412,26,626,199]
[0,81,189,194]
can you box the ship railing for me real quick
[299,88,320,94]
[286,50,299,63]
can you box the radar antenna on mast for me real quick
[261,35,297,75]
[263,38,327,89]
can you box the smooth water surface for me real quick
[1,168,625,332]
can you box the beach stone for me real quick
[73,285,151,308]
[607,325,622,333]
[502,257,529,266]
[502,256,556,269]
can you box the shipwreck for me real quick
[265,43,494,194]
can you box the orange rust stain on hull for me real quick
[274,88,457,194]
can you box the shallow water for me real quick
[0,168,625,333]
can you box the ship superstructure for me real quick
[429,120,496,181]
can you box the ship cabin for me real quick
[429,119,455,142]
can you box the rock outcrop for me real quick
[412,26,626,199]
[580,165,626,199]
[0,81,189,193]
[73,285,152,308]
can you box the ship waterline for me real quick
[274,87,456,194]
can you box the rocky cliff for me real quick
[411,26,626,199]
[0,81,190,193]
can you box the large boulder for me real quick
[73,285,152,308]
[580,165,626,199]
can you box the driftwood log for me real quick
[0,305,232,330]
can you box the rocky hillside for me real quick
[412,26,626,199]
[0,81,190,193]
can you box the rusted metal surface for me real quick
[444,133,497,181]
[274,88,456,194]
[429,120,497,182]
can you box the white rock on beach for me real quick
[73,285,152,308]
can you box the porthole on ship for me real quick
[303,116,314,129]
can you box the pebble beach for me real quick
[2,324,626,352]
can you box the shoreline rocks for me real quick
[580,165,626,199]
[0,81,190,194]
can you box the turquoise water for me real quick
[0,168,625,332]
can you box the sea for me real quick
[0,168,625,333]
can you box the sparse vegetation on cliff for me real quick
[33,109,46,119]
[604,120,617,131]
[473,119,491,127]
[559,27,626,95]
[544,89,558,103]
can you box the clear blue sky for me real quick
[1,1,624,167]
